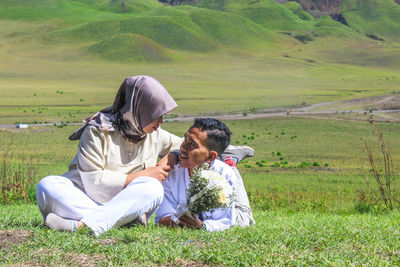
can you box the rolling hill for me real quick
[0,0,399,123]
[0,0,399,63]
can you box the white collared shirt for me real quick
[156,159,237,232]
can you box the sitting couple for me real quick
[36,75,254,237]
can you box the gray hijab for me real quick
[69,75,177,143]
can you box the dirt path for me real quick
[1,95,400,129]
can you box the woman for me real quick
[36,75,182,237]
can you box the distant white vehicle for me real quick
[16,124,28,129]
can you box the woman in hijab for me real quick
[36,75,182,237]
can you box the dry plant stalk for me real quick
[363,123,399,210]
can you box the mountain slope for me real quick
[0,0,399,63]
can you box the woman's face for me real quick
[143,116,163,133]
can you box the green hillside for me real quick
[88,33,172,62]
[0,0,399,123]
[0,0,399,60]
[342,0,400,42]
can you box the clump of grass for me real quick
[1,137,38,204]
[354,190,373,213]
[294,33,314,43]
[256,161,267,167]
[299,161,311,168]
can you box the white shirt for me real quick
[156,159,237,232]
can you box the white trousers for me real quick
[36,175,164,237]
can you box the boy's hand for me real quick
[178,214,203,229]
[158,216,178,227]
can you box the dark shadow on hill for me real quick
[330,13,348,26]
[365,34,385,41]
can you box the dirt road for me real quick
[1,94,400,129]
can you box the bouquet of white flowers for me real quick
[177,163,234,218]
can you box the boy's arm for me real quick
[155,176,179,226]
[201,207,235,231]
[178,207,234,231]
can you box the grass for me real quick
[342,0,400,42]
[1,45,399,124]
[1,204,400,265]
[88,33,172,62]
[2,116,400,208]
[1,0,400,264]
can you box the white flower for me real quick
[185,164,234,215]
[190,170,233,206]
[201,170,233,205]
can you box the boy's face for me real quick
[179,127,213,170]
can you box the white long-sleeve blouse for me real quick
[63,125,182,203]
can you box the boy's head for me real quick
[179,118,231,171]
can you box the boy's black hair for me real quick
[191,118,231,155]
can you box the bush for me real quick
[299,161,311,168]
[256,161,266,167]
[294,33,314,43]
[354,202,372,214]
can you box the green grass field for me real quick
[1,0,400,265]
[2,117,400,207]
[1,204,400,265]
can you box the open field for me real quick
[1,37,399,125]
[2,116,400,208]
[1,0,400,264]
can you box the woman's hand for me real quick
[125,165,171,186]
[157,152,178,170]
[142,165,171,182]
